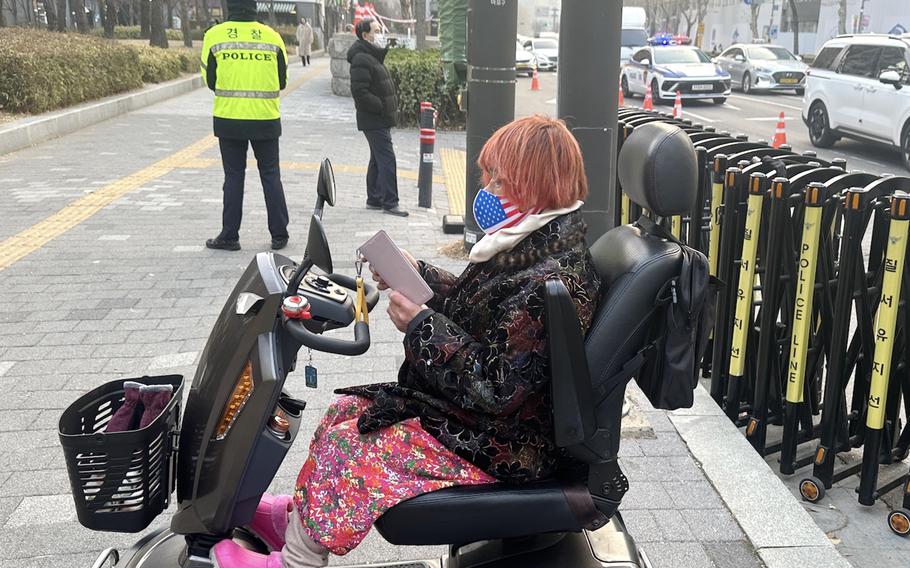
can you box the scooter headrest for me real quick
[618,122,698,217]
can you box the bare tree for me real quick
[196,0,209,26]
[56,0,66,30]
[103,0,117,36]
[415,0,425,48]
[399,0,411,27]
[141,0,150,37]
[837,0,846,34]
[73,0,89,32]
[44,0,58,29]
[0,0,6,27]
[150,0,168,46]
[788,0,799,54]
[180,0,191,46]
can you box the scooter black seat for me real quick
[374,481,595,546]
[376,122,698,550]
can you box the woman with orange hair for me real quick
[211,116,602,568]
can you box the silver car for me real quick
[715,44,807,95]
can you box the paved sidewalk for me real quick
[0,60,768,568]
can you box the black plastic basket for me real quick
[58,375,184,533]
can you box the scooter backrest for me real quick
[618,122,698,216]
[579,123,697,455]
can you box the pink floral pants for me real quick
[293,395,495,555]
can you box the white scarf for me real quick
[468,201,584,264]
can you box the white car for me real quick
[523,38,558,71]
[621,45,732,104]
[802,34,910,171]
[515,41,537,77]
[715,43,807,94]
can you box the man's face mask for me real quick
[372,33,386,48]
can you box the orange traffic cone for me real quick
[672,91,683,119]
[643,83,654,111]
[530,68,540,91]
[772,111,787,149]
[618,84,624,107]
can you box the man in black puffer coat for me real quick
[347,18,408,217]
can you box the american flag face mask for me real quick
[472,187,539,235]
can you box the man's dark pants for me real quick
[363,128,399,209]
[218,137,289,242]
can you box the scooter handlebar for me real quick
[326,274,380,310]
[283,319,371,356]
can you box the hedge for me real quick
[0,29,200,114]
[385,48,464,128]
[95,25,299,48]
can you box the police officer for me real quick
[202,0,290,251]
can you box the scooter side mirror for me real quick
[306,214,333,274]
[316,158,337,209]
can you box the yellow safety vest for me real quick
[201,21,288,121]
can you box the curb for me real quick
[669,385,851,568]
[0,74,204,157]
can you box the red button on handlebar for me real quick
[282,296,312,320]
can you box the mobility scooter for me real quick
[61,121,698,568]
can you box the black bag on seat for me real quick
[633,216,718,410]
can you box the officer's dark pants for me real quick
[219,137,289,242]
[363,128,399,209]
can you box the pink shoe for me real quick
[248,493,293,551]
[211,540,283,568]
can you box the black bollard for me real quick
[418,102,436,209]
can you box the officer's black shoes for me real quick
[365,201,382,211]
[271,237,289,250]
[383,206,409,217]
[205,237,241,251]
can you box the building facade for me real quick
[699,0,910,56]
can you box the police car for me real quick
[621,45,732,105]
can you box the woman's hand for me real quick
[387,291,428,333]
[367,249,418,291]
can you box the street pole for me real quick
[463,0,518,250]
[558,0,622,242]
[857,0,867,33]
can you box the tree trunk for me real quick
[44,0,58,30]
[73,0,89,31]
[399,0,411,23]
[180,0,191,46]
[415,0,425,48]
[166,0,172,28]
[56,0,66,30]
[268,0,275,26]
[103,0,116,36]
[838,0,847,35]
[140,0,150,37]
[0,0,5,27]
[788,0,799,54]
[149,0,168,46]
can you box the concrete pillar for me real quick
[558,0,622,242]
[463,0,518,249]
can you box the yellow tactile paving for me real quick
[0,135,218,270]
[440,147,466,216]
[0,69,321,272]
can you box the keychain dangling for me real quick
[304,348,317,389]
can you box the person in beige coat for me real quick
[296,18,314,66]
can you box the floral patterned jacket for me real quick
[336,211,601,483]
